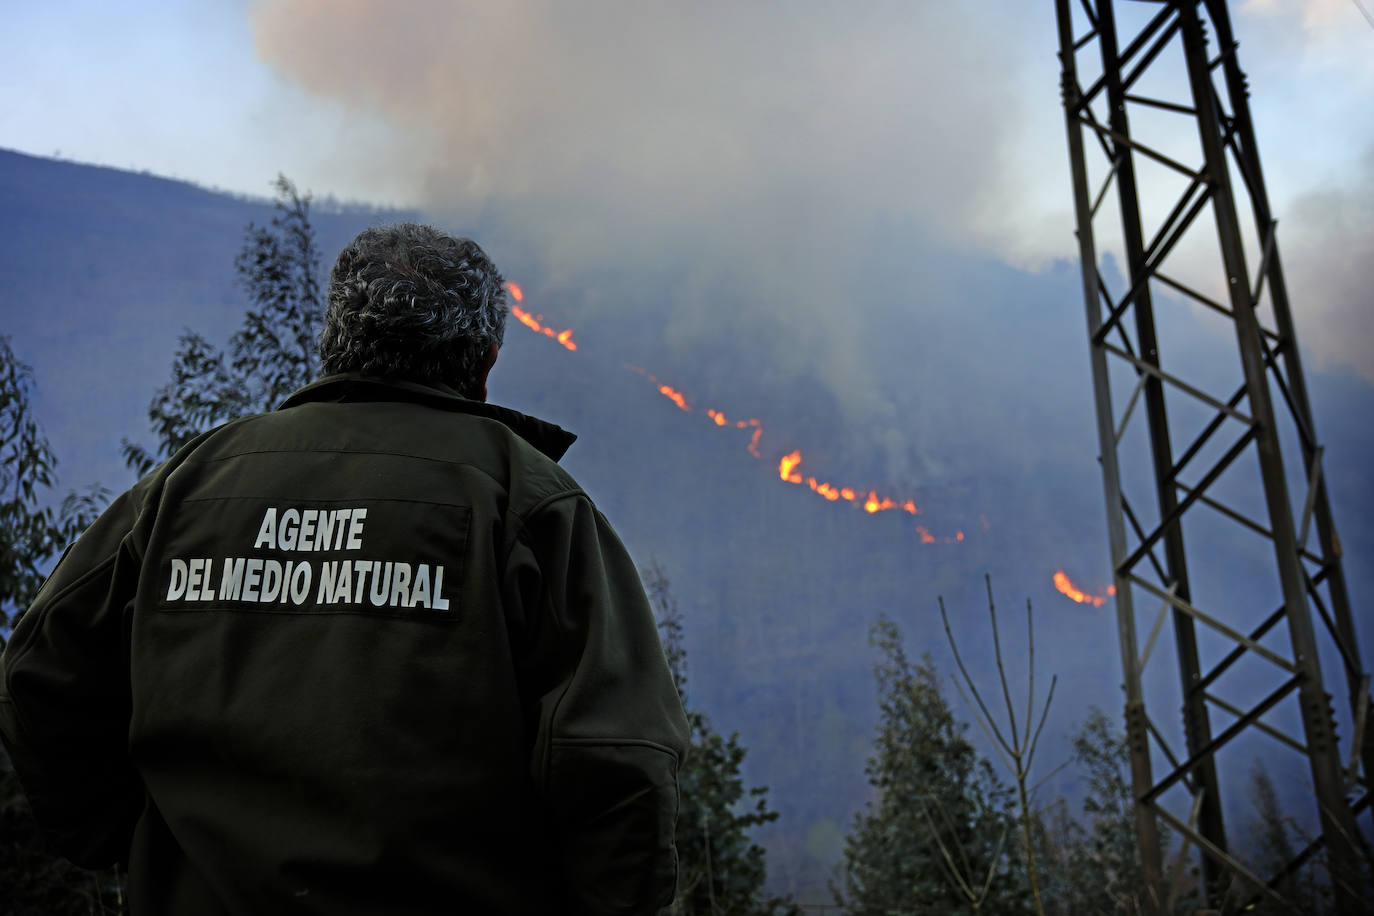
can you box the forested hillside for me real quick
[3,148,1371,904]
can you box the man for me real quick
[0,224,690,914]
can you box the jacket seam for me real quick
[499,487,585,568]
[2,553,119,676]
[180,447,512,485]
[515,487,586,530]
[277,376,577,460]
[550,736,681,763]
[503,487,595,792]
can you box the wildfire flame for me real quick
[914,525,964,544]
[658,385,690,411]
[708,410,763,457]
[507,283,972,546]
[778,450,802,482]
[770,448,967,539]
[632,368,770,458]
[1053,570,1116,608]
[503,277,1158,595]
[776,450,918,516]
[504,282,577,352]
[498,279,1120,578]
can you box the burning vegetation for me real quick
[504,281,1108,606]
[505,281,577,351]
[1052,570,1115,608]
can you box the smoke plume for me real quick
[249,0,1371,423]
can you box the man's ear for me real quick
[477,343,499,402]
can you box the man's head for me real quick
[319,223,507,400]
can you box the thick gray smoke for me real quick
[1279,145,1374,381]
[248,0,1050,481]
[251,3,1030,255]
[248,0,1372,431]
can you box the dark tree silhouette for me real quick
[0,334,118,913]
[0,335,106,634]
[837,615,1026,915]
[642,562,801,916]
[123,174,323,476]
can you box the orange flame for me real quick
[914,524,963,544]
[709,411,765,458]
[1053,571,1114,608]
[631,369,767,458]
[504,283,577,352]
[811,480,841,501]
[507,291,975,548]
[747,426,763,458]
[511,305,579,352]
[864,493,896,514]
[771,449,955,538]
[511,305,540,332]
[708,408,761,431]
[659,385,690,411]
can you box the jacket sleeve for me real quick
[0,485,149,868]
[506,491,690,915]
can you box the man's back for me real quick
[2,374,687,914]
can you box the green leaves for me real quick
[644,562,800,916]
[0,337,121,907]
[838,615,1026,916]
[0,336,108,633]
[1037,707,1147,915]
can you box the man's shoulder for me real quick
[163,389,588,515]
[278,374,578,464]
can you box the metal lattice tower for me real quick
[1054,1,1372,912]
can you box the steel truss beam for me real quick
[1054,1,1372,912]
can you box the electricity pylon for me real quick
[1053,1,1371,912]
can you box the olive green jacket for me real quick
[0,374,689,914]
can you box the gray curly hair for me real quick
[319,223,508,397]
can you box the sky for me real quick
[2,0,1370,385]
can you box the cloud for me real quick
[1279,145,1374,380]
[1242,0,1374,34]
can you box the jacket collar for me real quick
[278,374,578,462]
